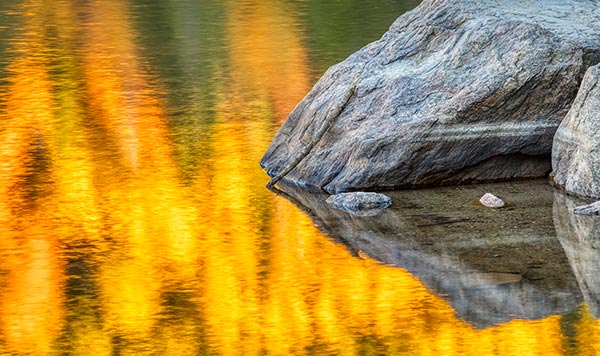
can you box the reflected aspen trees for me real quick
[0,0,598,355]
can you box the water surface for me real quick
[0,0,599,355]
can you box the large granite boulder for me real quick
[261,0,600,193]
[552,64,600,198]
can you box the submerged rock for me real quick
[326,192,392,213]
[479,193,505,208]
[261,0,600,193]
[573,201,600,216]
[553,64,600,198]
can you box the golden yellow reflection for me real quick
[0,0,597,355]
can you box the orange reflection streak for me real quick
[0,1,65,354]
[196,1,312,353]
[0,230,65,356]
[77,0,201,349]
[224,0,311,123]
[200,119,268,356]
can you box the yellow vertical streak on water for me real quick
[198,1,313,354]
[0,229,65,356]
[0,4,53,227]
[75,0,200,352]
[0,1,65,354]
[80,0,200,272]
[570,305,600,356]
[39,2,110,353]
[44,0,104,252]
[202,118,265,356]
[477,318,564,356]
[263,200,316,355]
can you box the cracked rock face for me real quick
[553,64,600,199]
[261,0,600,193]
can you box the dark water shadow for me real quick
[273,180,583,328]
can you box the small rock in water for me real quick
[326,192,392,212]
[573,201,600,216]
[479,193,505,208]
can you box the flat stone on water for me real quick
[326,192,392,211]
[480,193,505,208]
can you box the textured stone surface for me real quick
[261,0,600,193]
[326,191,392,213]
[553,64,600,198]
[275,180,582,328]
[479,193,505,208]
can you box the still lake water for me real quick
[0,0,599,354]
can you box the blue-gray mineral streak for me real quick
[573,201,600,216]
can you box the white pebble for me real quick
[479,193,505,208]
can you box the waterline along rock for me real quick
[553,64,600,199]
[261,0,600,193]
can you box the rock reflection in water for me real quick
[554,192,600,317]
[274,180,581,328]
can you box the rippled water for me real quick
[0,0,599,355]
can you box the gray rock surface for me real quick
[573,201,600,216]
[552,64,600,198]
[479,193,505,208]
[261,0,600,193]
[326,191,392,213]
